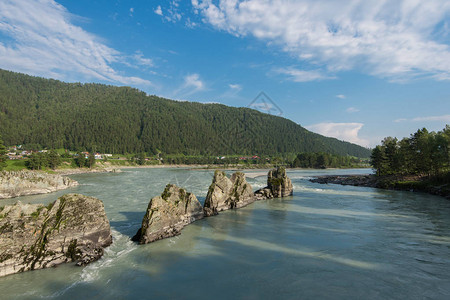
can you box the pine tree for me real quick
[370,145,387,176]
[0,135,7,170]
[75,152,86,168]
[47,150,61,170]
[87,152,96,168]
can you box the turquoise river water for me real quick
[0,168,449,299]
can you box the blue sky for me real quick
[0,0,449,147]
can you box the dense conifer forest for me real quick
[0,69,370,157]
[370,126,450,176]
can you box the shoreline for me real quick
[0,170,79,199]
[310,174,450,200]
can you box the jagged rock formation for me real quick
[132,184,204,244]
[255,167,293,200]
[203,171,255,217]
[0,194,112,277]
[0,170,78,199]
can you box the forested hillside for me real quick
[0,69,370,157]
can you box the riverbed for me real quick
[1,168,449,299]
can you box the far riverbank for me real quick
[311,174,450,200]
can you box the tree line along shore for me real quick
[312,125,450,200]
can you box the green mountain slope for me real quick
[0,69,370,157]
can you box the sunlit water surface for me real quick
[1,168,449,299]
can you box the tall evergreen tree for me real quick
[47,150,61,170]
[87,152,96,168]
[0,135,7,170]
[370,146,387,176]
[75,152,86,168]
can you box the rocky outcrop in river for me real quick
[0,170,78,199]
[0,194,112,277]
[132,184,204,244]
[203,171,255,217]
[255,167,293,200]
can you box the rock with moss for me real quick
[0,170,78,199]
[0,194,112,277]
[203,170,255,217]
[132,184,204,244]
[255,167,293,200]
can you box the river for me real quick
[1,168,449,299]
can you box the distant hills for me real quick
[0,69,370,157]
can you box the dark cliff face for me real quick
[0,194,112,277]
[203,170,255,217]
[132,184,204,244]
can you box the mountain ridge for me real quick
[0,69,370,157]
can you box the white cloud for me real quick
[412,114,450,122]
[192,0,450,81]
[173,73,205,98]
[275,67,336,82]
[184,73,204,90]
[0,0,151,86]
[129,7,134,17]
[133,51,153,67]
[158,1,182,22]
[394,114,450,122]
[336,94,346,99]
[306,122,369,147]
[346,107,359,113]
[229,83,242,91]
[154,6,163,16]
[394,118,408,123]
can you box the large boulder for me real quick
[0,170,78,199]
[132,184,204,244]
[255,167,293,200]
[203,170,255,217]
[0,194,112,277]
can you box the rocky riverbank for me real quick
[0,194,112,277]
[0,170,79,199]
[310,174,450,200]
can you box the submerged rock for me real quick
[132,184,204,244]
[255,167,293,200]
[0,170,78,199]
[0,194,112,277]
[203,170,255,217]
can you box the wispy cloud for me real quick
[174,73,205,98]
[275,67,336,82]
[306,122,369,147]
[129,7,134,17]
[154,6,163,16]
[193,0,450,81]
[184,73,204,90]
[346,107,359,113]
[412,115,450,122]
[0,0,151,86]
[395,114,450,122]
[229,83,242,91]
[394,118,408,123]
[133,51,153,67]
[336,94,346,99]
[156,1,182,22]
